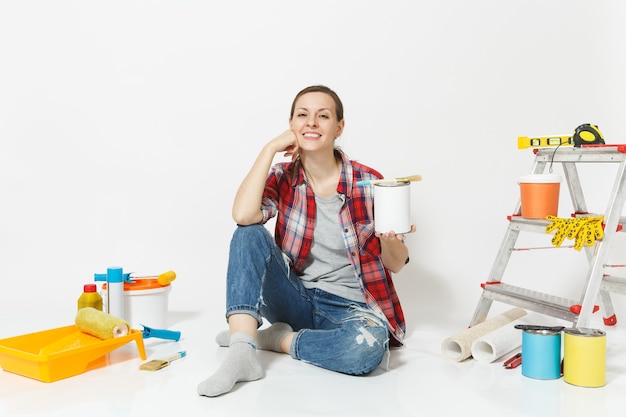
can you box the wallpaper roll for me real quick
[470,312,544,363]
[76,307,130,339]
[441,307,527,362]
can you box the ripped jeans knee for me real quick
[291,314,390,375]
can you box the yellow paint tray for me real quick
[0,324,146,383]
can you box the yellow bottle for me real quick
[78,283,103,311]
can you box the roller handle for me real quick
[141,325,181,341]
[157,270,177,285]
[125,271,177,286]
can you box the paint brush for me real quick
[357,174,422,186]
[139,351,186,371]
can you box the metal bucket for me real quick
[374,181,411,234]
[521,328,562,380]
[563,328,606,387]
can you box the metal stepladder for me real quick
[470,144,626,329]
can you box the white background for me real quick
[2,0,626,333]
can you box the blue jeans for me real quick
[226,224,389,375]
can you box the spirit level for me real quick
[517,135,573,149]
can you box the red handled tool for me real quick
[503,352,522,369]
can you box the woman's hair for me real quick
[289,85,344,122]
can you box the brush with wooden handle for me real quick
[140,351,186,371]
[356,174,422,186]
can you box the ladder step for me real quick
[602,275,626,295]
[508,216,550,233]
[481,282,578,322]
[509,214,626,233]
[536,145,626,162]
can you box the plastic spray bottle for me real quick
[94,266,125,319]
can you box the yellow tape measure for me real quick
[517,135,573,149]
[573,123,604,147]
[518,124,604,149]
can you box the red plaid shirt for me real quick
[260,150,407,346]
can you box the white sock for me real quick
[197,333,263,397]
[215,322,293,352]
[257,322,293,352]
[215,329,230,347]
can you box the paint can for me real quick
[563,328,606,387]
[374,181,411,234]
[521,328,562,380]
[102,278,172,329]
[124,279,172,329]
[518,174,561,219]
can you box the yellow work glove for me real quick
[546,216,569,247]
[577,216,605,249]
[546,215,604,251]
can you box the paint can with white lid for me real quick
[374,181,411,234]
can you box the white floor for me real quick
[2,306,626,417]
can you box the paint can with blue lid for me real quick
[519,326,562,380]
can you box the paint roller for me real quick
[157,270,176,286]
[76,307,131,339]
[127,270,177,286]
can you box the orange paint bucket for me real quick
[519,174,561,219]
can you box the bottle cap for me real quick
[83,283,98,292]
[107,266,124,283]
